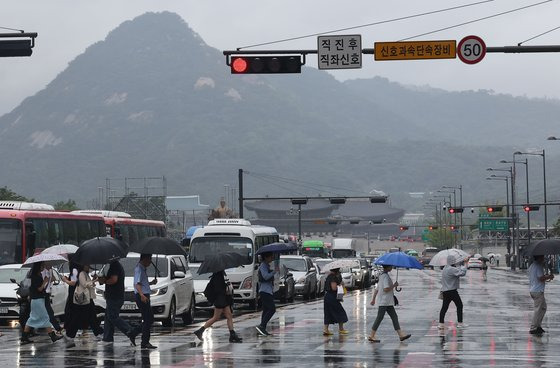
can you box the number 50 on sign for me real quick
[457,35,486,64]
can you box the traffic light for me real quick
[370,196,387,203]
[230,56,302,74]
[0,39,32,57]
[487,206,503,213]
[523,205,540,212]
[450,225,456,230]
[428,226,438,230]
[448,207,464,214]
[399,226,409,231]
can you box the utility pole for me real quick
[238,169,244,218]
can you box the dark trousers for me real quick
[259,292,276,329]
[439,289,463,323]
[372,306,401,331]
[135,294,153,345]
[44,294,61,331]
[103,297,134,341]
[66,301,104,338]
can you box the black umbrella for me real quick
[479,256,490,262]
[256,242,297,255]
[525,239,560,256]
[197,252,247,274]
[130,237,186,256]
[74,237,128,265]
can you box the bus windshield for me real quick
[0,219,22,265]
[301,247,327,257]
[332,249,354,259]
[189,237,253,265]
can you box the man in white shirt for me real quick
[528,255,554,335]
[41,265,62,333]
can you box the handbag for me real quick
[336,285,344,301]
[73,272,90,305]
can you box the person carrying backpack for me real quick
[256,252,276,336]
[193,271,242,343]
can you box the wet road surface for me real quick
[5,267,560,367]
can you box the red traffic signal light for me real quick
[448,207,464,214]
[230,56,302,74]
[450,225,456,230]
[399,226,409,231]
[487,206,503,213]
[428,226,438,230]
[524,205,540,212]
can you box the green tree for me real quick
[0,186,34,201]
[54,199,79,211]
[425,227,455,250]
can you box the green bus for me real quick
[301,240,328,258]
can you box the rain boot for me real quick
[229,330,242,343]
[367,330,380,343]
[49,331,63,343]
[64,335,76,348]
[397,329,411,342]
[193,326,205,341]
[20,331,32,345]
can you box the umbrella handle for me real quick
[395,268,402,292]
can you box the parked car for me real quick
[191,269,214,312]
[0,264,68,322]
[467,258,483,269]
[314,258,333,296]
[279,255,317,299]
[94,253,195,327]
[274,267,295,303]
[351,258,372,289]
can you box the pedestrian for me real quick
[482,259,488,281]
[528,255,554,335]
[41,264,63,334]
[98,259,138,345]
[256,252,276,336]
[20,262,64,344]
[134,254,158,349]
[323,267,348,336]
[368,265,411,342]
[64,264,104,347]
[193,271,242,343]
[439,255,467,329]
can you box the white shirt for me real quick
[41,269,53,294]
[376,273,394,306]
[529,262,545,293]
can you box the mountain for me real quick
[0,11,559,214]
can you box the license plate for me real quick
[0,307,8,314]
[122,303,137,311]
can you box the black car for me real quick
[274,268,295,303]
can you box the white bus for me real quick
[188,219,279,308]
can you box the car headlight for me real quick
[240,276,252,289]
[152,286,168,296]
[297,277,306,284]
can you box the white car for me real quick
[94,253,195,327]
[280,255,317,299]
[314,258,333,296]
[467,258,483,269]
[0,264,68,320]
[191,267,214,311]
[340,267,356,289]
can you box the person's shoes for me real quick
[65,337,76,348]
[264,330,272,336]
[49,331,64,343]
[229,330,243,343]
[100,339,113,343]
[56,328,64,336]
[323,330,334,336]
[140,343,157,349]
[20,331,32,345]
[127,331,137,347]
[193,326,205,341]
[397,329,411,342]
[438,323,445,330]
[338,329,349,335]
[255,325,267,336]
[456,323,468,328]
[530,329,543,335]
[537,327,546,334]
[367,330,380,343]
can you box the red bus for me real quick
[0,203,105,264]
[72,210,166,245]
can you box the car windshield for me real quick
[189,237,253,265]
[280,258,307,272]
[315,260,331,273]
[0,219,22,265]
[0,267,28,283]
[119,257,169,278]
[190,267,212,280]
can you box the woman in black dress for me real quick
[193,271,242,343]
[323,268,348,336]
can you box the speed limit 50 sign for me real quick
[457,35,486,64]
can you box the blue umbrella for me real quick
[374,252,423,292]
[256,242,297,255]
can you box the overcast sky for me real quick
[1,0,560,115]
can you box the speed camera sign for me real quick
[457,35,486,64]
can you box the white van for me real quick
[188,219,279,309]
[331,238,356,258]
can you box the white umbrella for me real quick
[323,259,360,271]
[22,253,68,267]
[429,249,468,267]
[41,244,79,256]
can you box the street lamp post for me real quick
[487,173,512,266]
[443,185,463,245]
[517,150,548,238]
[438,189,457,248]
